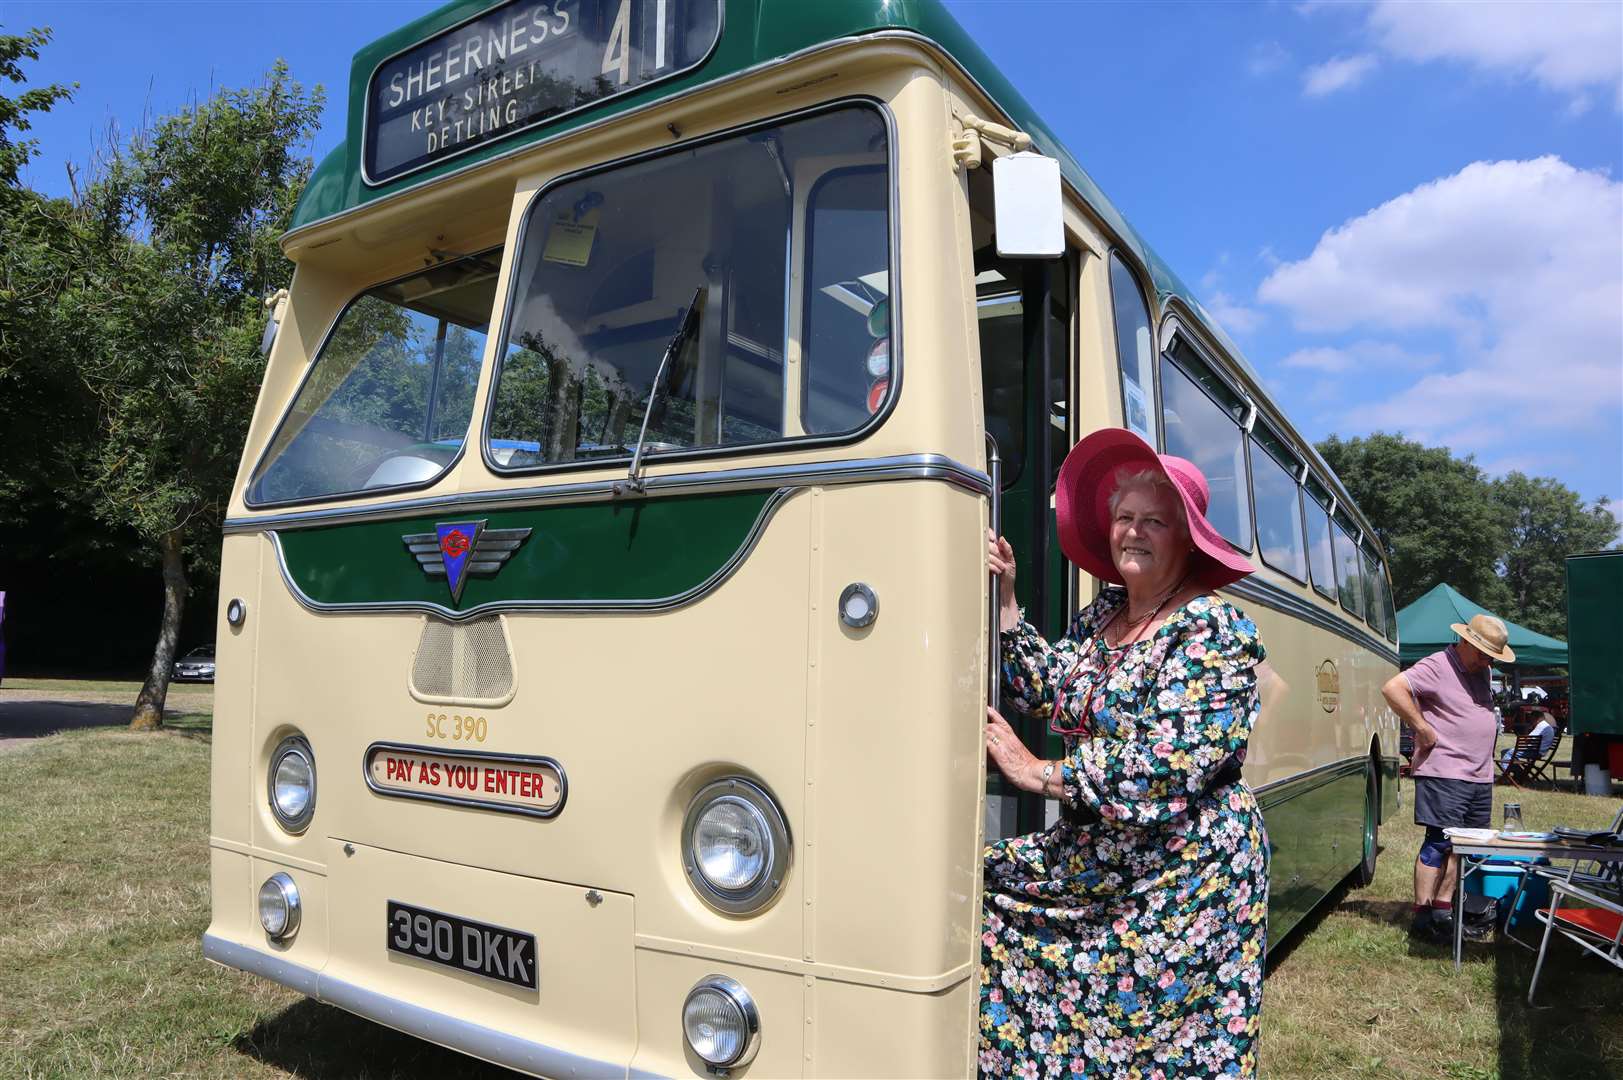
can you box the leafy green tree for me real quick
[0,27,73,194]
[61,62,324,728]
[1317,432,1512,613]
[1,28,78,501]
[1492,473,1619,640]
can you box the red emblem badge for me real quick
[440,529,470,558]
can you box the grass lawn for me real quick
[2,727,1619,1079]
[1,676,214,697]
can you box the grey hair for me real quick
[1108,467,1188,530]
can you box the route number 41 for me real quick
[602,0,669,86]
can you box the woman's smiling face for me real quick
[1109,483,1190,591]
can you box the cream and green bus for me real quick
[204,2,1403,1075]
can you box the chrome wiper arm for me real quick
[615,285,705,496]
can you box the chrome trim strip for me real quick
[226,453,988,533]
[1252,755,1368,804]
[203,931,320,997]
[362,741,569,819]
[201,933,653,1079]
[358,0,726,188]
[266,486,801,620]
[1224,575,1400,666]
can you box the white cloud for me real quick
[1369,0,1623,111]
[1257,156,1623,458]
[1280,341,1438,373]
[1302,53,1378,97]
[1247,40,1292,77]
[1204,291,1265,335]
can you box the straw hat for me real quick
[1054,427,1256,590]
[1451,613,1515,664]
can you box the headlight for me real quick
[682,778,789,915]
[258,872,301,940]
[268,735,316,833]
[682,975,761,1069]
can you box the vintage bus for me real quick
[203,2,1403,1075]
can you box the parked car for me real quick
[172,645,216,683]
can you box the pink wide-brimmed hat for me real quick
[1055,427,1256,590]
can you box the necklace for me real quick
[1109,578,1187,646]
[1049,575,1192,736]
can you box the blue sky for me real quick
[9,0,1621,511]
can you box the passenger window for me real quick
[487,105,890,468]
[1332,515,1365,619]
[1160,343,1251,552]
[1362,548,1385,636]
[1108,254,1156,444]
[1380,564,1399,642]
[247,251,500,506]
[1302,480,1338,600]
[1250,427,1306,582]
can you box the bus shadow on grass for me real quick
[234,998,525,1078]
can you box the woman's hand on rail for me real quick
[986,530,1020,631]
[986,706,1047,794]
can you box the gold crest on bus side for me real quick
[1316,659,1341,713]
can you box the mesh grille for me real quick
[411,616,514,703]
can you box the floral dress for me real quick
[980,589,1268,1080]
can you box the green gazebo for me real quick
[1395,582,1568,667]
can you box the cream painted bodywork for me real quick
[209,35,1396,1079]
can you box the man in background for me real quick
[1381,614,1515,940]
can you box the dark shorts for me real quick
[1413,775,1492,830]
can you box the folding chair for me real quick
[1523,731,1564,786]
[1500,804,1623,950]
[1527,878,1623,1005]
[1496,735,1542,787]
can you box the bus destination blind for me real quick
[364,0,720,185]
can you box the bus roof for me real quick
[289,0,1378,547]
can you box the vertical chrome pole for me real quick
[986,433,1003,707]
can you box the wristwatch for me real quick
[1040,762,1056,789]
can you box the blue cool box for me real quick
[1466,856,1552,930]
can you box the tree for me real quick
[0,28,80,510]
[1492,473,1619,640]
[1317,432,1512,612]
[0,28,73,193]
[62,63,324,728]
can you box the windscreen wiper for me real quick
[614,285,706,496]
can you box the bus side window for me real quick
[1159,341,1252,553]
[1361,546,1386,637]
[1331,513,1365,619]
[1250,426,1308,583]
[1303,478,1338,601]
[1108,253,1156,444]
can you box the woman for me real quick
[979,428,1268,1080]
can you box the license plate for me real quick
[386,901,537,990]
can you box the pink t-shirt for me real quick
[1406,646,1497,782]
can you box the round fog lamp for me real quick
[268,736,316,833]
[682,779,790,915]
[258,872,301,940]
[682,975,760,1069]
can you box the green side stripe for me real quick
[274,488,777,609]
